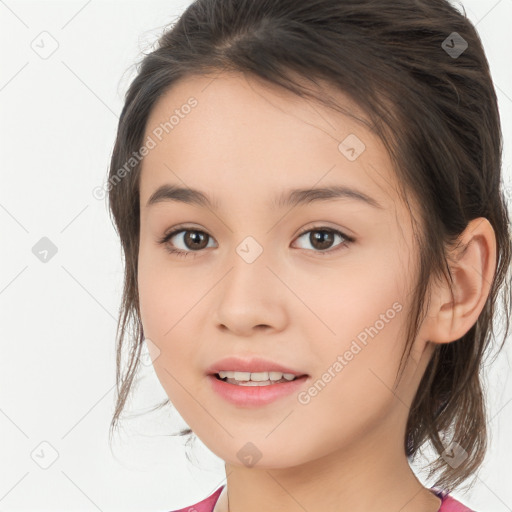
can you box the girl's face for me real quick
[137,72,435,468]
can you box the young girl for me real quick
[106,1,511,511]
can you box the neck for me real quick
[216,408,441,512]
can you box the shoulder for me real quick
[431,488,476,512]
[168,485,225,512]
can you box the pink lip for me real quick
[207,374,310,407]
[205,356,307,376]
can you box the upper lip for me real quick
[206,356,308,376]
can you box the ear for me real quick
[420,217,497,345]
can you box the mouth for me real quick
[207,371,310,406]
[211,371,308,386]
[205,356,309,399]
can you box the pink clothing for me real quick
[170,485,223,512]
[169,485,475,512]
[431,488,476,512]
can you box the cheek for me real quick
[301,244,408,344]
[296,246,411,406]
[137,247,206,388]
[137,247,186,355]
[138,235,185,325]
[138,250,165,335]
[287,305,408,463]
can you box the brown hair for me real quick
[106,0,512,492]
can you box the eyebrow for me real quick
[145,184,384,210]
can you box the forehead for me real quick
[139,72,400,211]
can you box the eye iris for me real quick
[311,230,334,250]
[184,230,208,250]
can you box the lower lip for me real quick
[207,374,309,407]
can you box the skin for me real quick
[137,71,496,512]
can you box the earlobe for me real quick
[422,217,497,345]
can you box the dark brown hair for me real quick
[106,0,512,492]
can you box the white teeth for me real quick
[217,371,297,381]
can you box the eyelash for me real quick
[157,224,356,259]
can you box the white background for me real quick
[0,0,511,510]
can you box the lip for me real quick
[207,374,310,407]
[205,356,308,377]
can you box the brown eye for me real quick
[158,227,216,257]
[293,227,355,255]
[180,230,210,250]
[157,225,355,258]
[308,230,335,250]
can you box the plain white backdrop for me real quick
[0,0,511,510]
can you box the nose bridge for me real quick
[222,236,273,304]
[213,235,288,333]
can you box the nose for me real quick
[213,253,288,337]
